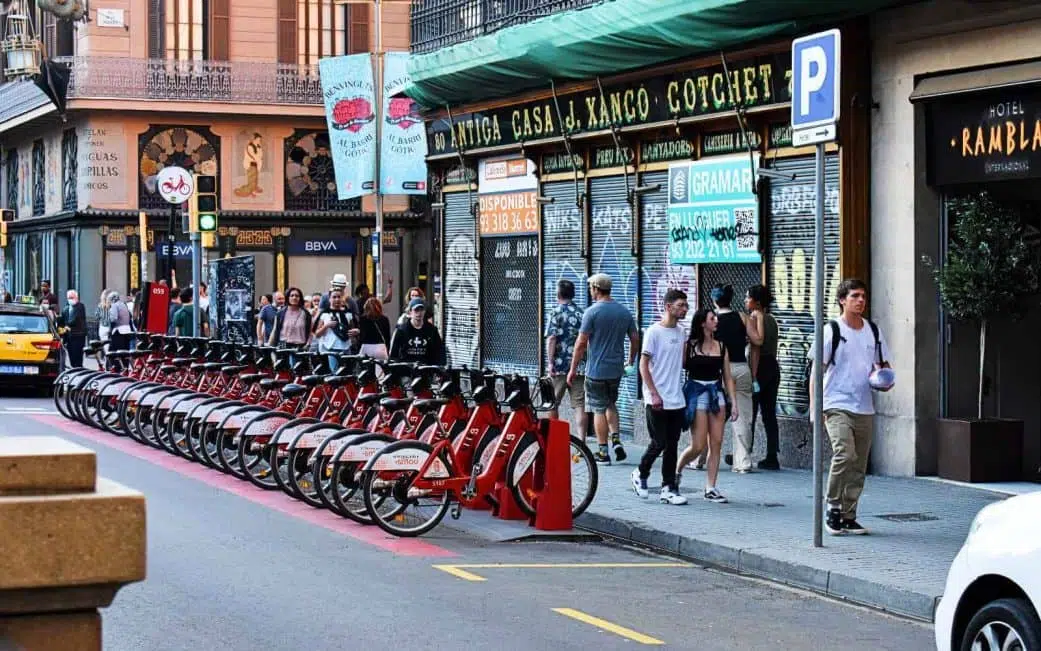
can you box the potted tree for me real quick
[925,190,1040,482]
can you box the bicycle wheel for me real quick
[312,431,356,516]
[506,433,598,519]
[330,433,394,524]
[362,440,452,538]
[270,417,321,497]
[237,412,293,490]
[286,423,341,507]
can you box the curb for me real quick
[575,511,939,622]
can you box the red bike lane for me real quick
[32,414,457,559]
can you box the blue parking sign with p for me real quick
[791,29,841,130]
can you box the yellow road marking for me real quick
[432,562,690,581]
[432,565,487,582]
[552,608,665,645]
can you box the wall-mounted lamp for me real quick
[632,183,661,196]
[757,168,797,182]
[1,3,41,80]
[536,196,555,205]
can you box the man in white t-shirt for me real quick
[809,278,892,536]
[632,289,689,505]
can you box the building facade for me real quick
[0,0,430,325]
[409,0,883,468]
[871,0,1041,479]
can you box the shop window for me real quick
[283,129,360,212]
[138,126,220,210]
[278,0,369,65]
[31,140,44,217]
[61,129,77,211]
[3,150,16,213]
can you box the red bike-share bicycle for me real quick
[358,375,598,537]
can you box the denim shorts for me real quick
[692,380,726,411]
[584,377,620,415]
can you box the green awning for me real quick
[407,0,905,109]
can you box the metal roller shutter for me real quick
[590,175,638,437]
[442,192,481,369]
[638,170,698,332]
[542,181,588,343]
[481,235,539,378]
[767,154,841,417]
[698,263,762,311]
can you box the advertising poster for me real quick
[208,255,255,343]
[380,52,427,195]
[318,54,376,200]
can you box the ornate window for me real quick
[278,0,368,65]
[138,126,220,209]
[284,129,360,211]
[149,0,230,61]
[62,129,77,211]
[32,140,44,217]
[4,150,16,212]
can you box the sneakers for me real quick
[660,486,688,505]
[594,450,611,465]
[631,469,649,499]
[757,457,781,471]
[611,436,627,462]
[825,509,844,535]
[703,488,728,504]
[842,519,869,535]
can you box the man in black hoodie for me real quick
[390,298,446,365]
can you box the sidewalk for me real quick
[575,444,1028,622]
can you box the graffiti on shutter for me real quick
[481,234,539,378]
[542,181,588,346]
[639,170,696,333]
[768,154,841,417]
[590,175,638,436]
[442,192,480,368]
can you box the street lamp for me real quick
[1,1,41,80]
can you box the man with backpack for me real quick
[808,278,893,536]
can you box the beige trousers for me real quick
[824,409,874,519]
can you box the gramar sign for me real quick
[427,53,792,156]
[928,87,1041,185]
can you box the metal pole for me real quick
[373,0,384,297]
[167,204,177,287]
[812,142,826,548]
[191,231,201,337]
[139,212,149,285]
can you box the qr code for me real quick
[734,208,757,250]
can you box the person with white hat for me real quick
[808,278,894,537]
[320,273,360,319]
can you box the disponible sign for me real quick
[927,88,1041,185]
[478,156,538,236]
[667,154,761,264]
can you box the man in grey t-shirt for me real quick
[567,273,639,465]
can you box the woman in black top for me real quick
[746,284,782,470]
[675,308,737,504]
[709,284,755,473]
[351,296,391,361]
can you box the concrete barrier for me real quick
[0,436,146,650]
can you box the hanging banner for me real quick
[667,153,761,264]
[319,54,376,200]
[380,52,427,195]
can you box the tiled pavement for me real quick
[575,444,1027,622]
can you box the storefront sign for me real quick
[235,229,274,248]
[927,88,1041,185]
[427,53,791,156]
[769,123,793,148]
[640,138,694,163]
[380,52,427,195]
[667,153,761,264]
[158,242,192,259]
[382,231,401,250]
[541,150,584,174]
[287,237,357,256]
[702,129,762,156]
[104,229,127,247]
[590,145,634,169]
[78,125,125,206]
[319,54,376,199]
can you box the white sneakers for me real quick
[631,469,649,499]
[660,486,688,505]
[632,469,687,504]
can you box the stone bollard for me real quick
[0,436,146,651]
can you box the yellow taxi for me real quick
[0,298,63,394]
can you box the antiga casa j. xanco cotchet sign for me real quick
[426,53,793,156]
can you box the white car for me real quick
[936,491,1041,650]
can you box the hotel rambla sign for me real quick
[427,53,792,156]
[928,88,1041,185]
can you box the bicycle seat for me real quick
[129,350,152,358]
[107,351,131,359]
[160,364,179,375]
[357,392,389,406]
[87,340,104,351]
[299,374,324,388]
[413,398,448,413]
[189,362,207,372]
[220,365,247,376]
[171,358,193,367]
[379,397,413,412]
[386,362,414,375]
[200,362,223,372]
[472,384,496,403]
[239,373,265,384]
[417,365,444,376]
[145,358,165,367]
[324,375,352,387]
[281,383,308,399]
[259,378,289,391]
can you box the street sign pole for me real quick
[167,204,176,287]
[791,28,840,548]
[373,0,384,298]
[191,231,201,337]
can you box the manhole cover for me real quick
[874,512,939,523]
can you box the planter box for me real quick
[937,418,1023,483]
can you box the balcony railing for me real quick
[410,0,606,54]
[55,57,323,105]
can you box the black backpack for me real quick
[802,319,883,397]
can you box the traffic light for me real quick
[191,174,218,233]
[0,209,13,248]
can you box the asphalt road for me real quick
[2,391,934,650]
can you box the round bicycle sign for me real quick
[156,166,194,204]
